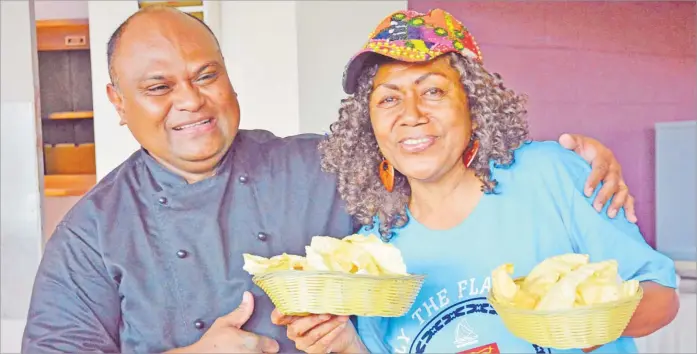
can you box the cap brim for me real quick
[342,48,464,95]
[343,50,426,95]
[342,51,379,95]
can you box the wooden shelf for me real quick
[44,174,96,197]
[36,19,90,51]
[49,111,94,120]
[43,143,96,175]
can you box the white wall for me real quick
[635,276,697,353]
[89,0,408,180]
[1,0,43,351]
[88,1,141,180]
[34,0,88,20]
[220,0,407,137]
[219,1,301,138]
[296,1,406,134]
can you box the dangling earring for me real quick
[463,139,480,168]
[379,159,395,192]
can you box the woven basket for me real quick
[488,277,643,349]
[253,270,426,317]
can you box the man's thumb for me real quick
[559,133,599,163]
[558,133,581,152]
[224,291,255,329]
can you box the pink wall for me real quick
[409,1,696,246]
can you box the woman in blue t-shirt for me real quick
[271,8,679,354]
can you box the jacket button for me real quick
[257,232,268,241]
[194,319,205,330]
[158,196,168,205]
[176,250,188,258]
[238,175,248,184]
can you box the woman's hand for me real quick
[271,309,365,353]
[558,133,637,222]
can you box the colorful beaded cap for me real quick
[342,8,483,94]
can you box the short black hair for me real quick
[107,6,220,83]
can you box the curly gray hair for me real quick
[319,53,530,240]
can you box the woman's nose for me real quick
[400,96,427,126]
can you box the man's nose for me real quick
[172,82,204,112]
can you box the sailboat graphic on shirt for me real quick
[454,318,479,348]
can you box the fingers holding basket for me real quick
[272,311,357,354]
[270,308,302,326]
[302,319,352,354]
[287,314,347,339]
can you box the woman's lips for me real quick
[399,136,437,153]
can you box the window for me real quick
[655,120,697,263]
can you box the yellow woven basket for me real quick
[488,277,643,350]
[253,270,426,317]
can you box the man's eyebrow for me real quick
[194,62,219,76]
[140,62,220,82]
[143,74,165,81]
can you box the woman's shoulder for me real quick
[492,140,591,193]
[512,140,582,164]
[506,141,590,177]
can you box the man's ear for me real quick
[106,83,127,126]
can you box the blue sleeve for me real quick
[535,142,677,288]
[354,221,393,353]
[22,221,121,353]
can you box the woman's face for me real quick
[369,56,473,183]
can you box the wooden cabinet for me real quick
[36,18,96,194]
[36,19,90,52]
[43,143,96,175]
[38,45,94,148]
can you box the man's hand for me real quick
[168,292,279,353]
[558,133,637,223]
[271,309,365,354]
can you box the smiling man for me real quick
[22,6,639,354]
[105,8,236,183]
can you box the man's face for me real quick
[107,11,240,176]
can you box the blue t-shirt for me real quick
[355,141,677,354]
